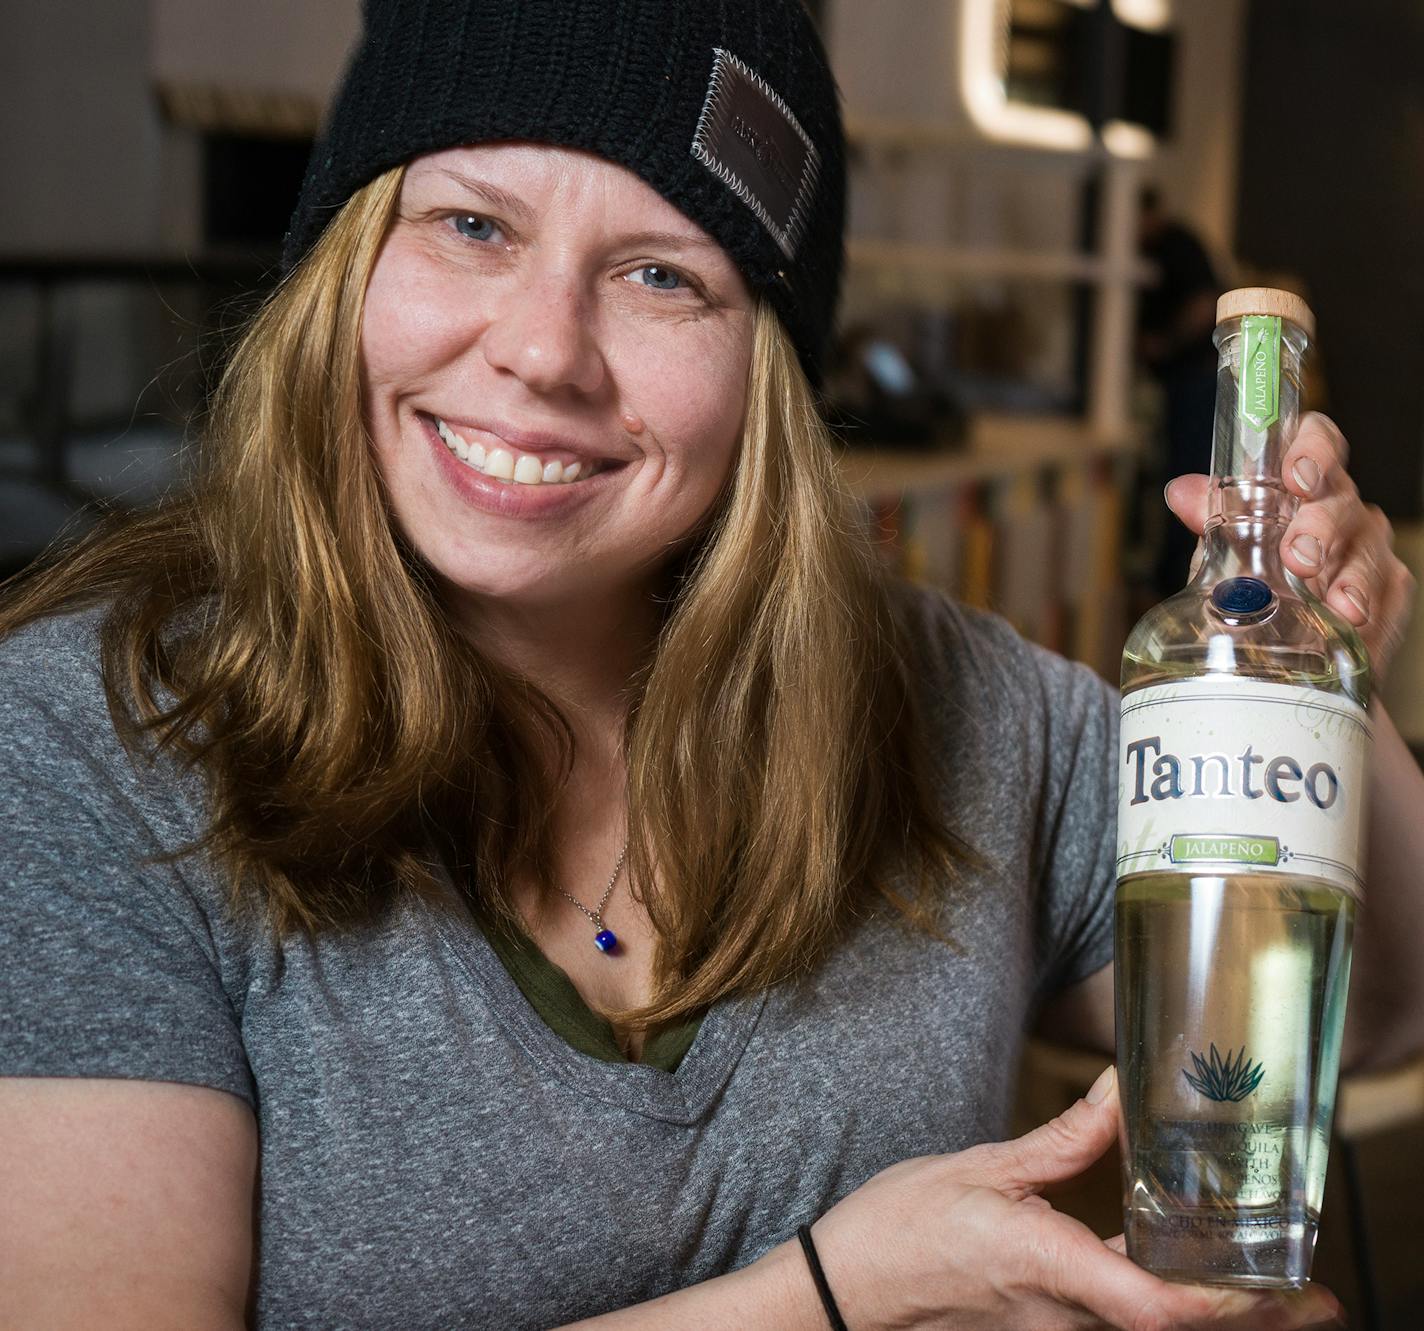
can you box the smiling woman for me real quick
[362,146,757,603]
[0,2,1415,1330]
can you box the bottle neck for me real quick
[1195,315,1311,586]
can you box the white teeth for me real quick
[433,417,599,486]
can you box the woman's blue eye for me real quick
[631,265,684,291]
[452,214,497,242]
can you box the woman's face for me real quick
[360,143,756,613]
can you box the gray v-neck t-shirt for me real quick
[0,586,1118,1329]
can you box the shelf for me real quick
[847,237,1158,288]
[842,103,1150,439]
[836,413,1141,678]
[838,412,1143,499]
[845,113,1115,169]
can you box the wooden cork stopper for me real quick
[1216,286,1316,339]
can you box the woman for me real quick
[2,2,1419,1328]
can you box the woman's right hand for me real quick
[808,1066,1344,1331]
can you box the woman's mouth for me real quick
[432,416,611,487]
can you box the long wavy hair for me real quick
[0,166,973,1029]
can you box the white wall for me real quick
[827,0,1247,259]
[0,0,362,424]
[825,1,1093,398]
[827,1,963,122]
[822,0,1248,402]
[149,0,360,108]
[0,0,162,254]
[1153,0,1248,273]
[146,0,360,251]
[0,0,361,256]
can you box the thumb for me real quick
[993,1064,1119,1199]
[1164,474,1210,536]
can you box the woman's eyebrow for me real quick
[430,168,534,222]
[617,230,723,256]
[426,168,719,256]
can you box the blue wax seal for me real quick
[1211,576,1275,618]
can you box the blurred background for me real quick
[1,1,1421,1323]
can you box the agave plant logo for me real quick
[1183,1043,1265,1103]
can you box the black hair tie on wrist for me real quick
[796,1223,850,1331]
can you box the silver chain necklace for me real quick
[556,838,628,955]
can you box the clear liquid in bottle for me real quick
[1114,288,1371,1288]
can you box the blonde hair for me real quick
[0,166,972,1030]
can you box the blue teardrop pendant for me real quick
[594,929,618,953]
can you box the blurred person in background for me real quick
[1137,184,1224,597]
[0,3,1419,1329]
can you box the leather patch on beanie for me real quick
[690,48,820,260]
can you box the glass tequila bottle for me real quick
[1114,287,1371,1288]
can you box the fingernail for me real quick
[1292,457,1321,493]
[1087,1064,1116,1104]
[1163,480,1178,507]
[1343,585,1370,617]
[1292,534,1323,566]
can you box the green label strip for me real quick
[1239,314,1282,431]
[1169,834,1281,866]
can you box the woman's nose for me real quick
[480,268,607,397]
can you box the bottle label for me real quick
[1117,679,1371,895]
[1239,314,1282,431]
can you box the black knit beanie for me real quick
[282,0,846,385]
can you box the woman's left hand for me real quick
[1166,410,1417,684]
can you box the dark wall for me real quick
[1237,0,1424,520]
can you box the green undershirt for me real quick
[482,919,704,1073]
